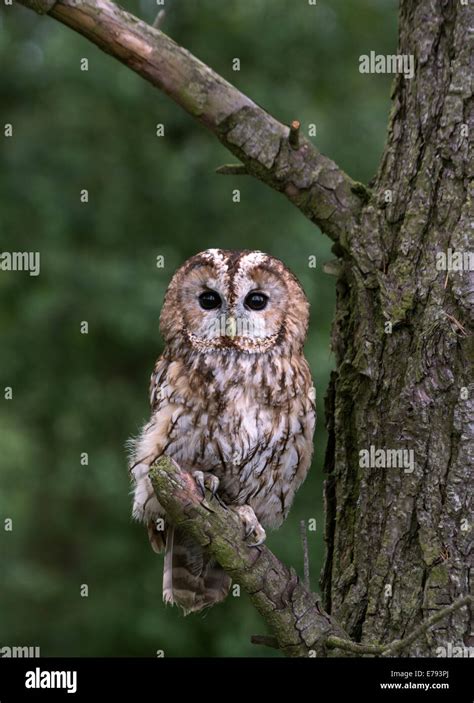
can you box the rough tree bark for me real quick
[321,1,473,654]
[16,0,472,656]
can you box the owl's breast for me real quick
[163,378,315,528]
[148,352,315,527]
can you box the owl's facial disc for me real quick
[159,249,309,356]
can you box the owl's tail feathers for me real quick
[163,526,231,614]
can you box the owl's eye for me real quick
[198,290,222,310]
[244,292,268,311]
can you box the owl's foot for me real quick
[192,470,220,498]
[232,505,266,547]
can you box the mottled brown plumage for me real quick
[129,249,315,613]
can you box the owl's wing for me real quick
[149,355,168,410]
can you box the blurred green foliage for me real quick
[0,0,397,656]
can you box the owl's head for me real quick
[160,249,309,355]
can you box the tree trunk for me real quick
[321,0,472,654]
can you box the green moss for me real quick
[427,565,450,588]
[379,258,416,323]
[178,81,207,117]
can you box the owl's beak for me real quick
[226,315,238,339]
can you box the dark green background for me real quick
[0,0,396,656]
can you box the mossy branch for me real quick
[15,0,364,243]
[149,456,349,658]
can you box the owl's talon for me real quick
[248,527,266,547]
[250,535,266,548]
[244,524,253,539]
[215,493,228,509]
[208,475,220,497]
[192,471,220,499]
[231,505,266,547]
[192,470,206,497]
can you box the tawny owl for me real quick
[129,249,315,613]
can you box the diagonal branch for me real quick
[149,456,349,658]
[16,0,365,244]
